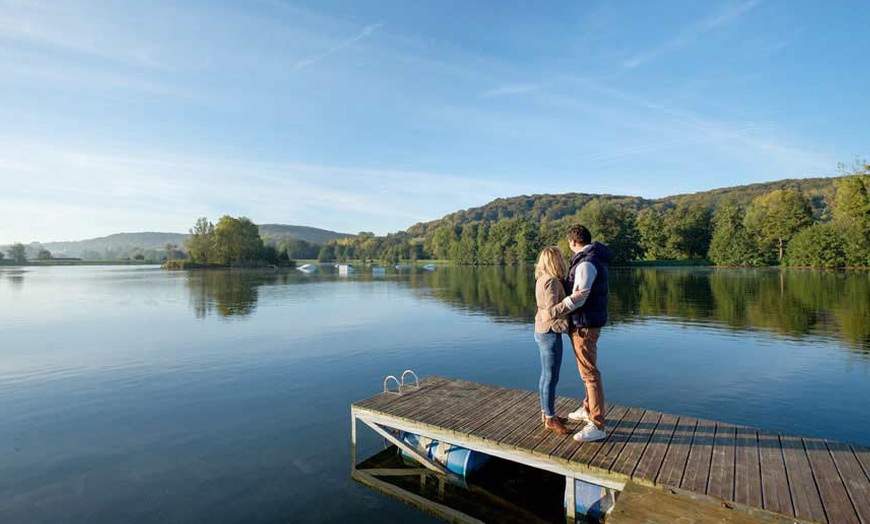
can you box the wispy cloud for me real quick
[622,0,761,69]
[294,22,383,69]
[0,1,172,70]
[481,83,544,98]
[0,136,520,242]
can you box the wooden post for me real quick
[565,474,576,523]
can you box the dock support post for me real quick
[565,474,576,523]
[351,408,358,468]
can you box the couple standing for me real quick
[534,224,613,442]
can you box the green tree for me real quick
[514,220,540,264]
[186,217,215,264]
[636,208,669,260]
[450,223,480,265]
[430,225,459,260]
[832,166,870,267]
[37,249,52,260]
[7,243,26,264]
[745,189,813,263]
[212,216,264,266]
[576,199,641,263]
[317,243,336,262]
[662,204,712,260]
[708,204,761,266]
[786,223,846,268]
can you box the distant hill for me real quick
[257,224,352,245]
[37,232,189,258]
[406,175,844,237]
[5,225,351,259]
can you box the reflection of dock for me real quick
[352,447,554,523]
[352,377,870,523]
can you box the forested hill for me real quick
[318,169,870,269]
[257,224,352,245]
[407,176,841,237]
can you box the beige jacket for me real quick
[534,276,574,333]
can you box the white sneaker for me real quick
[573,423,607,442]
[567,406,589,422]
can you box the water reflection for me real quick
[0,268,26,288]
[404,266,870,354]
[179,266,870,353]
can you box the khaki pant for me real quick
[569,326,605,429]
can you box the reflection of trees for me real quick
[186,270,309,319]
[405,266,537,322]
[1,269,26,288]
[187,271,260,318]
[629,268,716,322]
[408,266,870,354]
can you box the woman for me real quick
[534,246,581,434]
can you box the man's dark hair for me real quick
[566,224,592,245]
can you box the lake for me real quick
[1,265,868,523]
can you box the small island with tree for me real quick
[163,215,293,269]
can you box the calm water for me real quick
[1,265,869,523]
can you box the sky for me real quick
[1,0,868,243]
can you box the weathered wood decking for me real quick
[352,376,870,524]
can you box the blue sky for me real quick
[1,0,868,243]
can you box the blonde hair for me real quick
[535,246,566,280]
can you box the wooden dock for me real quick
[351,376,870,523]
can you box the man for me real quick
[559,224,614,442]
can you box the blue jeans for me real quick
[534,331,563,417]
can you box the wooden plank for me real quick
[511,396,576,452]
[734,425,763,509]
[656,416,697,488]
[497,403,549,450]
[364,377,469,419]
[420,385,507,430]
[459,388,531,435]
[681,418,716,494]
[439,386,523,434]
[828,441,870,524]
[566,404,629,464]
[758,430,793,517]
[780,433,825,523]
[387,380,489,421]
[804,437,859,524]
[632,413,679,482]
[708,422,737,501]
[548,404,617,462]
[471,391,537,443]
[588,407,645,471]
[853,444,870,480]
[608,482,797,524]
[354,376,449,411]
[610,410,662,477]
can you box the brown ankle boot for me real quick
[544,415,571,435]
[541,412,568,424]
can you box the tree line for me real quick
[316,164,870,268]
